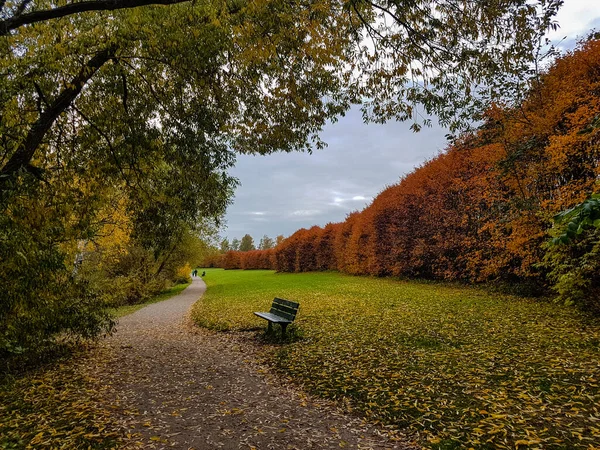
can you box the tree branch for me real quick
[33,81,49,113]
[1,0,190,36]
[14,0,33,18]
[0,46,116,188]
[112,58,130,115]
[72,104,134,189]
[365,0,451,58]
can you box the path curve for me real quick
[94,278,417,450]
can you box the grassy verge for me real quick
[192,268,600,449]
[112,282,190,318]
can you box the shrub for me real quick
[544,227,600,312]
[175,263,193,284]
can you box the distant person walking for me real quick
[192,269,198,277]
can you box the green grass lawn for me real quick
[192,269,600,449]
[112,282,190,318]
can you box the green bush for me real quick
[0,212,114,359]
[544,227,600,312]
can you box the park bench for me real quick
[254,298,299,336]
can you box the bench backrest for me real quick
[270,298,299,321]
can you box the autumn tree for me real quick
[334,212,360,273]
[315,223,339,271]
[222,250,241,269]
[275,235,285,247]
[344,208,374,275]
[293,227,320,272]
[273,232,299,272]
[238,249,274,269]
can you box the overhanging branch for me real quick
[0,46,116,188]
[1,0,190,36]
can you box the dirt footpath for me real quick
[92,278,418,450]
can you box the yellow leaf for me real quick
[515,439,541,446]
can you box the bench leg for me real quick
[280,323,288,337]
[267,321,273,333]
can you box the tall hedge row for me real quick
[210,39,600,308]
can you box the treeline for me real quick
[219,234,284,252]
[209,38,600,311]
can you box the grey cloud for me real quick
[223,106,448,242]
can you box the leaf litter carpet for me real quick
[93,278,417,449]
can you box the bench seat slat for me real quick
[269,311,295,321]
[254,312,292,323]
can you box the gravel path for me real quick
[94,278,418,450]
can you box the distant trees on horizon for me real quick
[219,234,282,253]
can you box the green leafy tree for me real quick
[220,238,231,253]
[231,238,240,251]
[239,234,255,252]
[0,184,115,357]
[551,194,600,245]
[259,234,275,250]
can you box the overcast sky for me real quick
[222,2,600,244]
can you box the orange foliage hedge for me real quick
[212,39,600,291]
